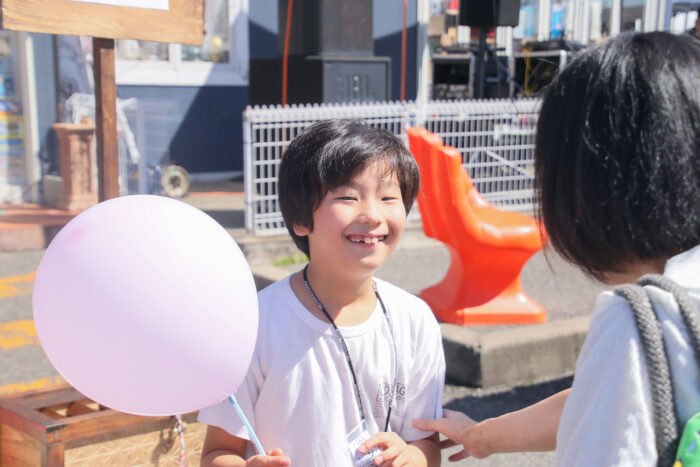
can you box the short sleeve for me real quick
[398,311,446,442]
[556,292,656,466]
[197,342,264,440]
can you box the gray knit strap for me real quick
[637,274,700,363]
[615,284,679,467]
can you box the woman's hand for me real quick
[413,391,570,461]
[412,409,489,462]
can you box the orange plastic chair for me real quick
[407,126,547,325]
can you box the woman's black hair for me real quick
[277,119,420,257]
[534,31,700,279]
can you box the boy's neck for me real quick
[291,262,377,327]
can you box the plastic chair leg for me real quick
[421,275,546,325]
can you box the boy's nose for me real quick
[358,200,382,224]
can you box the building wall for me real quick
[374,0,419,100]
[117,85,248,175]
[250,0,279,59]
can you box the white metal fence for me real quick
[243,98,541,236]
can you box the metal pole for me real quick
[475,28,487,99]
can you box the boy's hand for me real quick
[358,432,423,466]
[246,448,291,466]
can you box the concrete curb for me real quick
[442,317,589,388]
[235,233,299,267]
[250,264,590,389]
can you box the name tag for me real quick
[346,419,381,467]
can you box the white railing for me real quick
[423,99,540,212]
[243,98,541,236]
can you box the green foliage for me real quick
[271,253,308,267]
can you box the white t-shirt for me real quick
[198,275,446,466]
[556,245,700,466]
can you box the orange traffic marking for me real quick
[0,320,39,349]
[0,376,65,396]
[0,272,36,298]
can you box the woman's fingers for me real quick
[448,449,470,462]
[411,417,441,432]
[440,438,458,449]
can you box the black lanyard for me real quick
[302,265,398,432]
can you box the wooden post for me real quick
[92,38,119,202]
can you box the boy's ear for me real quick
[292,223,311,236]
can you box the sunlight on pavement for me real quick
[0,271,36,298]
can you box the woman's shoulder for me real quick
[588,290,638,337]
[572,290,644,381]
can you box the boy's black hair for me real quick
[534,31,700,279]
[278,119,420,257]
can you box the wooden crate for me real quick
[0,385,205,466]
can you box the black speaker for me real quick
[459,0,521,27]
[278,0,373,57]
[250,56,391,105]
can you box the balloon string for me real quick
[227,394,265,455]
[176,414,186,466]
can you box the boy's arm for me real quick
[200,426,290,467]
[201,425,248,466]
[408,432,442,466]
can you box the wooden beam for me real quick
[0,0,203,45]
[93,38,119,202]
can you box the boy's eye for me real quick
[337,196,356,201]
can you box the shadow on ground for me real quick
[444,376,574,422]
[201,209,245,229]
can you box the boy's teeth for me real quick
[352,236,381,244]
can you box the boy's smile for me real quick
[346,234,387,246]
[294,160,406,278]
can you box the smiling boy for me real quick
[198,120,445,466]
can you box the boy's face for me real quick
[293,160,407,277]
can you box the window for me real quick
[550,0,575,39]
[115,0,248,86]
[515,0,541,43]
[670,3,699,34]
[590,0,613,43]
[621,0,645,32]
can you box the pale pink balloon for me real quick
[33,195,258,416]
